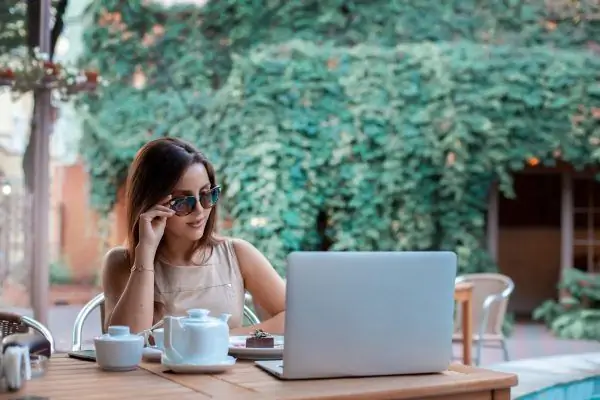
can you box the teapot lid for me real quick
[96,325,141,342]
[186,309,210,320]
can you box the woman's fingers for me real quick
[154,205,173,213]
[140,196,175,222]
[140,208,174,221]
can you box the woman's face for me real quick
[164,162,213,242]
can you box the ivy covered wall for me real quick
[78,0,600,273]
[202,41,600,272]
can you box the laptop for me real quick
[255,251,457,380]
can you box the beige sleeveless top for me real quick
[152,239,246,329]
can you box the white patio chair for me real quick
[453,273,515,365]
[71,292,261,351]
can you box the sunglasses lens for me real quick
[171,197,195,215]
[200,187,220,209]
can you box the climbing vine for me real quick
[202,41,600,272]
[78,0,600,274]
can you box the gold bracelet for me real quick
[130,264,154,273]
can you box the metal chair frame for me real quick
[455,274,515,365]
[0,312,55,354]
[72,292,261,351]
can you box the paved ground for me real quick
[5,305,600,363]
[464,323,600,367]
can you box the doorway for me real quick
[497,173,562,317]
[496,171,600,317]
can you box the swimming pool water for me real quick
[518,376,600,400]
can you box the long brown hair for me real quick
[125,137,221,264]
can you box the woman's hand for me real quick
[138,196,175,255]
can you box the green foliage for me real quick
[533,269,600,340]
[77,0,212,212]
[202,40,600,273]
[0,0,66,54]
[49,258,73,285]
[78,87,211,211]
[78,0,600,96]
[77,0,600,274]
[0,1,27,53]
[502,312,515,337]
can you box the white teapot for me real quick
[163,308,231,365]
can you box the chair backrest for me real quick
[72,292,261,351]
[0,312,55,354]
[72,292,105,351]
[454,273,514,336]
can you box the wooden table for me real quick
[455,282,474,365]
[1,355,517,400]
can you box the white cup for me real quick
[151,328,164,350]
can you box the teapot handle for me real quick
[137,320,164,347]
[164,316,184,363]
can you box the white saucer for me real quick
[228,335,284,360]
[161,355,236,374]
[142,346,163,363]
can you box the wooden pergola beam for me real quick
[560,172,574,281]
[487,182,499,262]
[30,0,52,325]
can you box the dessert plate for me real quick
[228,335,284,360]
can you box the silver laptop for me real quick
[255,251,457,380]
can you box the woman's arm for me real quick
[102,246,156,333]
[230,239,286,335]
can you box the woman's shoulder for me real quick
[102,246,131,272]
[212,236,253,253]
[213,235,250,246]
[214,237,264,264]
[212,234,231,243]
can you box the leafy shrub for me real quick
[201,40,600,273]
[49,259,73,285]
[78,1,600,276]
[534,268,600,340]
[78,0,600,214]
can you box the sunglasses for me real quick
[167,186,221,216]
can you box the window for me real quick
[573,178,600,273]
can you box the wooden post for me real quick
[560,172,573,296]
[30,0,52,325]
[487,182,499,262]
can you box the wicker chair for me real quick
[72,293,261,351]
[0,311,55,355]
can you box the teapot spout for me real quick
[163,316,184,363]
[219,313,232,324]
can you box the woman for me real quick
[101,137,286,335]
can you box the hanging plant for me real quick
[0,50,104,101]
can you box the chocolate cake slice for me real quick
[245,329,274,348]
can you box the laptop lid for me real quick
[281,251,457,380]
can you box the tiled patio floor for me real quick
[458,323,600,367]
